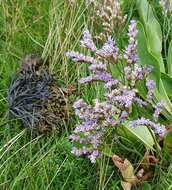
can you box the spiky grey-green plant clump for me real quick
[7,54,68,132]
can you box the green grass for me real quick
[1,0,172,190]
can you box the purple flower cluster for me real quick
[106,87,136,108]
[131,117,166,137]
[124,20,138,64]
[65,51,100,65]
[70,99,117,163]
[80,29,97,51]
[66,21,166,163]
[153,101,164,121]
[96,36,120,61]
[124,64,153,86]
[146,80,155,102]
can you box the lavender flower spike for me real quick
[73,99,87,109]
[80,29,97,51]
[65,51,101,65]
[124,20,138,64]
[153,101,163,121]
[89,63,107,72]
[131,117,166,137]
[96,36,119,61]
[79,70,114,84]
[146,80,155,102]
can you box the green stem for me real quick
[147,127,162,160]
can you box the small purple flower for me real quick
[153,102,163,121]
[134,64,144,80]
[71,147,83,156]
[113,88,136,108]
[89,63,107,72]
[88,150,100,163]
[146,80,155,90]
[96,36,119,61]
[65,51,99,65]
[124,66,132,80]
[128,20,138,38]
[73,99,87,109]
[143,66,153,76]
[120,111,129,120]
[104,79,119,89]
[79,76,94,84]
[96,71,113,82]
[131,117,166,137]
[79,70,114,84]
[124,20,138,65]
[69,134,81,142]
[134,97,148,107]
[80,29,97,51]
[146,80,155,102]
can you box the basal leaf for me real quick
[154,80,172,118]
[137,22,160,84]
[137,0,165,73]
[118,124,155,150]
[124,125,155,150]
[137,22,172,120]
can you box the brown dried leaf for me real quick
[140,151,159,171]
[112,155,137,183]
[112,154,154,190]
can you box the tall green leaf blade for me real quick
[137,22,172,120]
[154,80,172,113]
[137,22,160,84]
[137,0,165,73]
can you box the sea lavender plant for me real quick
[66,20,167,163]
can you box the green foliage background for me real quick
[0,0,172,189]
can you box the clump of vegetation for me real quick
[7,54,68,132]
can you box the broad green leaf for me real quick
[124,125,155,150]
[167,40,172,76]
[154,80,172,119]
[146,23,164,72]
[137,0,162,40]
[137,22,160,84]
[137,22,172,120]
[137,0,165,73]
[118,124,155,150]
